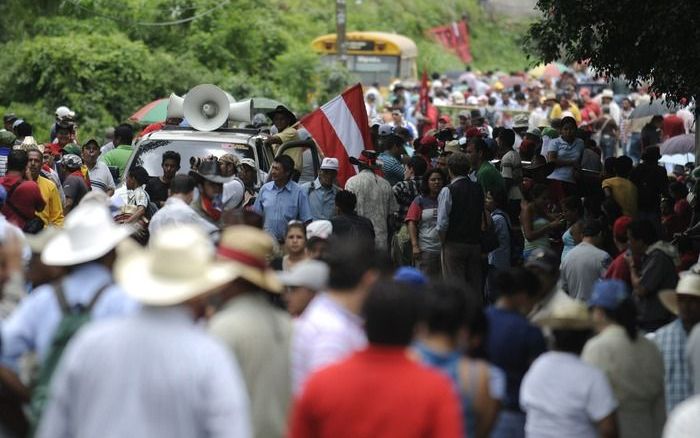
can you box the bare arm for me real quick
[625,253,649,296]
[470,363,500,438]
[596,412,618,438]
[126,206,146,224]
[521,203,560,241]
[407,220,421,260]
[547,150,578,168]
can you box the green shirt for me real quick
[99,145,133,180]
[477,161,505,196]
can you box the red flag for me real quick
[419,69,429,116]
[428,19,473,64]
[300,83,373,186]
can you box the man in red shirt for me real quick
[604,216,633,286]
[289,281,463,438]
[0,149,45,230]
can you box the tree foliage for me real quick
[525,0,700,102]
[0,0,529,142]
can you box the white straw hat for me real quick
[659,272,700,315]
[115,224,239,306]
[41,203,134,266]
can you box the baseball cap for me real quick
[320,157,339,171]
[525,247,561,274]
[378,124,395,136]
[393,266,428,286]
[438,114,451,123]
[306,220,333,240]
[238,158,256,168]
[526,127,542,138]
[277,259,329,291]
[62,143,81,156]
[59,154,83,169]
[588,279,630,310]
[613,216,632,241]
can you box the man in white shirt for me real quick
[521,301,618,438]
[291,239,379,395]
[148,175,218,237]
[81,139,115,196]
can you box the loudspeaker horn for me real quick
[166,93,185,120]
[229,99,253,124]
[183,84,231,132]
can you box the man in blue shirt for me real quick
[254,155,312,242]
[486,267,547,438]
[300,158,340,221]
[377,125,405,186]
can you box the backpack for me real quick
[29,280,110,433]
[493,211,523,266]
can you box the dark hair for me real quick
[55,125,71,135]
[468,136,488,158]
[169,174,195,194]
[602,298,638,341]
[627,219,657,245]
[421,281,468,335]
[488,189,507,210]
[614,156,633,178]
[604,157,616,175]
[7,149,28,172]
[407,156,427,178]
[335,190,357,214]
[670,181,688,198]
[114,124,134,146]
[550,119,563,130]
[561,196,583,217]
[651,115,664,124]
[274,155,295,175]
[421,168,446,196]
[561,117,577,129]
[129,166,149,186]
[498,128,516,149]
[14,121,32,138]
[286,222,306,239]
[492,267,540,298]
[582,218,603,237]
[325,238,376,290]
[447,151,470,176]
[552,329,592,354]
[162,150,181,167]
[363,281,420,346]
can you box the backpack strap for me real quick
[51,280,111,314]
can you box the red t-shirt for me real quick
[289,346,463,438]
[0,174,45,228]
[663,114,685,139]
[603,252,631,285]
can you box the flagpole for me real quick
[336,0,348,67]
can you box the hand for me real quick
[412,245,422,261]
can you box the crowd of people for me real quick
[0,64,699,437]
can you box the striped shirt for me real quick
[87,161,116,194]
[291,293,367,395]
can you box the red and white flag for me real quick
[300,83,373,186]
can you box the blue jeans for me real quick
[626,132,641,164]
[491,411,526,438]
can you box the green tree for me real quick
[525,0,700,102]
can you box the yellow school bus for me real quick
[311,31,418,85]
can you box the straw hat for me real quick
[217,225,283,293]
[659,272,700,315]
[41,203,134,266]
[115,224,239,306]
[536,300,593,330]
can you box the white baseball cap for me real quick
[238,158,256,168]
[320,157,339,171]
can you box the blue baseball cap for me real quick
[588,279,630,310]
[393,266,428,286]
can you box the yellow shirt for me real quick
[550,103,582,123]
[36,175,64,227]
[602,176,638,217]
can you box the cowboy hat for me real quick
[115,224,238,306]
[536,300,594,330]
[192,158,234,184]
[266,105,297,124]
[42,203,135,266]
[217,225,283,293]
[659,272,700,315]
